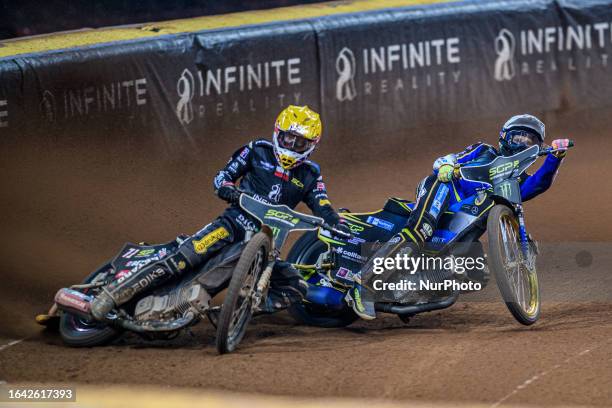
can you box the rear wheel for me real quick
[487,205,540,325]
[216,232,270,354]
[59,266,122,347]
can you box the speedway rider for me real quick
[90,105,349,320]
[347,114,571,320]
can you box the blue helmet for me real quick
[499,114,545,155]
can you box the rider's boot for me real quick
[347,224,425,321]
[260,264,308,313]
[90,252,191,321]
[345,284,376,320]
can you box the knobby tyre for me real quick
[216,232,270,354]
[487,204,540,325]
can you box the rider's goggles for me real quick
[277,130,315,153]
[506,130,540,148]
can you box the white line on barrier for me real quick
[0,339,24,352]
[490,347,596,407]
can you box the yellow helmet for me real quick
[273,105,322,169]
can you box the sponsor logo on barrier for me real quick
[40,90,57,123]
[175,58,303,124]
[493,22,612,81]
[176,68,195,125]
[0,99,7,128]
[494,29,516,81]
[336,47,357,102]
[39,78,148,122]
[334,37,462,102]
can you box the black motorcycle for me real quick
[40,193,349,354]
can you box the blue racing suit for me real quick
[404,142,564,245]
[347,141,565,321]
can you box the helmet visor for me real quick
[507,130,540,148]
[278,130,315,153]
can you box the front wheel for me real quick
[487,205,540,325]
[59,266,122,347]
[216,232,270,354]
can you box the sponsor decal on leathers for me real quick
[193,227,230,254]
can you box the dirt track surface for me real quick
[1,109,611,406]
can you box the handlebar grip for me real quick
[567,139,575,148]
[322,223,352,239]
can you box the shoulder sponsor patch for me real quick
[193,226,230,254]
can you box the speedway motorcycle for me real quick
[287,142,573,327]
[40,193,350,353]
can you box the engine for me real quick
[134,283,210,322]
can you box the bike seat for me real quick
[383,197,414,217]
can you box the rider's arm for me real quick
[303,173,340,226]
[432,142,489,174]
[212,143,253,193]
[519,154,563,201]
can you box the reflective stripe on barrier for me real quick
[0,0,453,59]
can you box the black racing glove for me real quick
[217,185,241,205]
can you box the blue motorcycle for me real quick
[287,142,573,327]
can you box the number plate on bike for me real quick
[494,179,521,203]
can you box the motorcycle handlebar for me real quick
[538,139,575,156]
[321,222,353,239]
[455,140,576,167]
[237,189,352,239]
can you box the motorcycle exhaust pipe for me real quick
[55,288,196,333]
[54,288,94,320]
[114,311,196,333]
[375,291,459,315]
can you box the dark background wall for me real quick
[0,0,333,39]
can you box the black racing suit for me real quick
[93,139,341,316]
[184,139,341,301]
